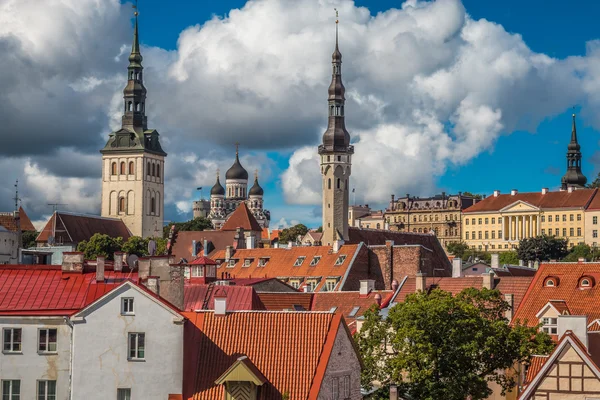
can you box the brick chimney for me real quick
[482,271,495,290]
[415,272,426,293]
[114,252,123,272]
[145,276,160,296]
[61,252,84,273]
[96,256,105,282]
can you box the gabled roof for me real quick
[183,284,265,312]
[210,245,361,291]
[189,256,217,265]
[513,263,600,327]
[257,292,313,311]
[220,202,262,232]
[311,290,393,320]
[464,189,597,213]
[524,355,549,385]
[36,211,131,244]
[535,300,571,318]
[183,311,348,400]
[0,207,36,232]
[215,356,267,386]
[519,331,600,399]
[170,230,238,262]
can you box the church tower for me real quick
[100,10,167,238]
[561,113,587,190]
[319,14,353,246]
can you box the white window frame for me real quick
[121,298,134,315]
[3,328,22,353]
[334,255,347,266]
[289,280,300,289]
[37,380,56,400]
[128,333,145,361]
[38,328,58,354]
[545,279,555,287]
[227,259,236,268]
[191,266,204,277]
[243,259,252,267]
[581,279,591,287]
[1,380,20,400]
[310,256,321,266]
[258,258,268,267]
[117,388,131,400]
[325,279,337,292]
[293,256,306,267]
[541,317,558,334]
[343,375,350,398]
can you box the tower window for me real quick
[129,161,135,175]
[337,178,341,189]
[156,164,160,179]
[111,162,117,176]
[328,179,331,189]
[128,101,133,112]
[151,197,156,214]
[120,162,126,175]
[136,103,141,112]
[119,197,126,213]
[337,156,341,162]
[151,163,156,177]
[147,162,151,176]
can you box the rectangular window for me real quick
[258,258,268,267]
[485,218,489,224]
[38,329,57,353]
[37,380,56,400]
[289,280,300,289]
[478,218,482,225]
[478,231,482,239]
[541,317,558,335]
[305,280,318,292]
[577,214,582,221]
[349,306,360,317]
[594,230,598,238]
[2,380,20,400]
[3,328,21,353]
[310,256,321,266]
[191,266,204,277]
[541,215,545,222]
[484,231,489,239]
[465,232,469,240]
[555,228,559,236]
[491,245,495,249]
[562,228,567,237]
[343,375,350,398]
[332,377,339,400]
[471,218,475,225]
[562,214,567,222]
[578,227,582,236]
[472,231,475,240]
[121,298,134,315]
[594,216,598,225]
[334,255,347,266]
[541,229,545,235]
[325,279,337,292]
[548,215,552,222]
[227,259,236,268]
[294,256,306,267]
[498,230,502,238]
[465,219,469,225]
[491,231,495,239]
[117,389,131,400]
[570,228,574,237]
[243,259,252,267]
[570,214,574,222]
[491,217,495,224]
[128,333,145,360]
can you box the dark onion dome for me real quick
[226,151,249,180]
[211,176,225,196]
[248,176,264,196]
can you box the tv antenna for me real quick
[48,203,68,213]
[13,180,21,212]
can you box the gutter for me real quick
[64,316,74,400]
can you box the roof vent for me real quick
[511,189,518,196]
[568,186,574,193]
[541,188,549,195]
[493,190,500,197]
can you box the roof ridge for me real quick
[55,211,125,221]
[191,309,336,314]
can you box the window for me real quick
[243,259,252,267]
[117,388,131,400]
[485,218,489,224]
[151,163,156,177]
[334,255,347,266]
[111,162,117,175]
[156,164,160,179]
[38,329,57,353]
[541,317,557,335]
[258,258,268,267]
[562,228,567,237]
[121,298,134,315]
[465,232,469,240]
[545,279,555,287]
[594,216,598,225]
[577,214,582,221]
[306,280,318,292]
[324,279,337,292]
[478,218,482,225]
[3,328,21,353]
[289,280,301,289]
[471,218,475,225]
[555,228,559,236]
[37,380,56,400]
[293,256,306,267]
[191,266,204,277]
[491,217,495,224]
[471,231,475,240]
[128,161,134,175]
[2,380,20,400]
[594,230,598,239]
[343,375,350,398]
[120,162,126,175]
[465,219,469,225]
[119,197,126,213]
[227,259,236,268]
[541,229,545,235]
[147,162,151,176]
[491,231,495,239]
[128,333,145,360]
[498,230,502,238]
[478,231,482,239]
[505,244,509,249]
[349,306,360,317]
[310,256,321,266]
[332,377,339,400]
[484,231,489,239]
[578,227,582,236]
[581,279,591,287]
[541,215,545,222]
[151,197,156,214]
[562,214,567,222]
[548,215,552,222]
[570,214,574,222]
[328,179,331,190]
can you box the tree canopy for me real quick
[163,217,213,238]
[517,235,568,262]
[587,172,600,188]
[562,243,594,262]
[445,241,469,258]
[278,224,309,244]
[462,191,483,200]
[499,250,519,265]
[77,234,166,260]
[355,288,554,400]
[21,230,38,249]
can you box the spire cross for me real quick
[133,0,139,16]
[235,142,240,156]
[334,8,339,46]
[216,168,220,179]
[255,169,259,180]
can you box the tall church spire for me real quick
[122,5,147,133]
[561,113,587,190]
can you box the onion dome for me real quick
[249,175,264,196]
[225,148,249,180]
[211,175,225,196]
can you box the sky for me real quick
[2,0,600,231]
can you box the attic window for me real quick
[324,278,338,292]
[349,306,360,317]
[310,256,321,266]
[243,259,252,267]
[227,259,237,268]
[258,258,269,267]
[579,276,594,288]
[289,279,301,289]
[305,279,318,292]
[329,307,338,312]
[541,317,558,335]
[544,277,558,287]
[294,256,306,267]
[334,255,347,266]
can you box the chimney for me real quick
[225,246,234,261]
[493,190,500,197]
[511,189,518,196]
[61,252,84,273]
[391,280,399,291]
[146,276,159,296]
[360,280,375,296]
[96,256,105,282]
[504,293,514,321]
[528,260,534,268]
[203,239,209,256]
[303,286,309,293]
[234,227,245,248]
[452,258,462,278]
[374,293,382,306]
[541,188,549,195]
[491,253,499,269]
[192,240,197,257]
[533,260,540,270]
[482,271,495,290]
[332,239,344,253]
[114,252,123,272]
[415,272,426,293]
[578,257,585,263]
[288,241,294,249]
[518,259,524,267]
[390,384,398,400]
[214,290,227,315]
[246,234,256,249]
[568,186,574,193]
[558,315,588,349]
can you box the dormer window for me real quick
[243,259,252,267]
[258,258,268,267]
[227,259,237,268]
[541,317,558,334]
[310,256,321,266]
[294,257,306,267]
[334,255,347,266]
[579,276,594,288]
[544,277,559,287]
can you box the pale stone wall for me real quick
[0,230,18,263]
[321,154,351,246]
[584,209,600,246]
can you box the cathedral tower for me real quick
[100,10,167,237]
[319,15,353,246]
[561,113,587,190]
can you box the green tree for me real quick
[499,251,519,265]
[76,233,123,260]
[517,235,568,262]
[21,231,38,249]
[463,191,483,200]
[562,243,592,262]
[163,217,213,238]
[316,226,323,233]
[122,236,168,257]
[278,224,309,244]
[587,172,600,188]
[355,288,554,400]
[446,241,469,258]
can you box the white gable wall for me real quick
[71,285,183,399]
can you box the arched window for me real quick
[147,162,151,176]
[156,164,160,179]
[135,103,140,112]
[151,197,156,214]
[376,223,380,229]
[151,163,156,177]
[111,162,117,175]
[129,161,134,175]
[119,197,126,213]
[128,101,133,112]
[120,162,126,175]
[141,102,145,112]
[337,179,341,189]
[328,179,331,189]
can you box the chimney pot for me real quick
[96,256,105,282]
[415,272,426,293]
[493,190,500,197]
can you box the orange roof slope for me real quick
[513,263,600,327]
[0,207,36,232]
[170,230,237,262]
[183,285,265,312]
[463,189,597,213]
[183,311,341,400]
[220,202,262,232]
[211,245,360,291]
[257,292,313,311]
[37,212,131,244]
[311,290,393,320]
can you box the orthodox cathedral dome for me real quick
[248,176,264,196]
[225,151,248,180]
[210,176,225,196]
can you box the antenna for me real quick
[48,203,68,213]
[13,180,21,212]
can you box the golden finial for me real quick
[255,169,259,180]
[335,8,339,24]
[132,0,139,16]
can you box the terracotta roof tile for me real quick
[463,189,597,213]
[0,207,36,232]
[524,355,548,384]
[183,284,265,312]
[220,203,263,232]
[311,290,393,320]
[170,231,237,262]
[513,263,600,327]
[36,212,131,244]
[257,292,313,311]
[183,311,343,400]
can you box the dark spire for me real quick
[561,113,587,189]
[319,10,352,154]
[128,10,143,68]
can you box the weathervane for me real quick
[133,0,139,16]
[235,142,240,156]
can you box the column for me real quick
[537,215,541,236]
[501,216,505,240]
[528,215,533,238]
[516,216,520,241]
[509,216,513,241]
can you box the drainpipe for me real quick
[64,316,74,400]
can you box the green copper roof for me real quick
[128,14,143,68]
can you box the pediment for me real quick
[500,200,540,213]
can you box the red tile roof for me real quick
[513,263,600,327]
[170,230,238,262]
[183,311,346,400]
[586,190,600,210]
[257,292,313,311]
[0,207,36,232]
[589,320,600,332]
[189,256,217,265]
[211,245,360,291]
[183,284,265,312]
[463,189,597,213]
[524,355,548,384]
[36,212,131,244]
[220,202,263,232]
[311,290,393,320]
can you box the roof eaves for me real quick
[308,313,343,399]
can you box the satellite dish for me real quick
[148,240,157,256]
[127,254,139,269]
[48,236,55,246]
